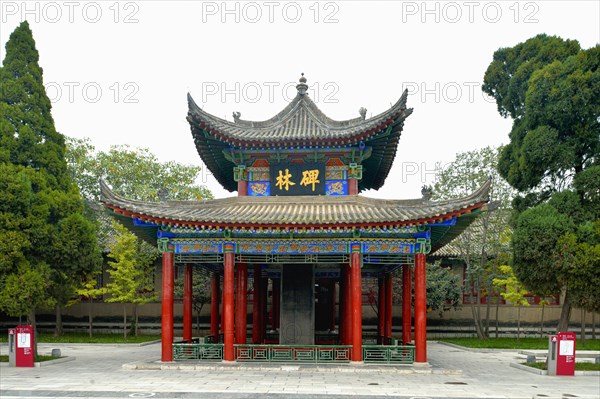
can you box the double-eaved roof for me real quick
[187,76,413,192]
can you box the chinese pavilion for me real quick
[101,75,490,364]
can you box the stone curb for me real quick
[38,341,161,347]
[436,341,511,353]
[510,362,600,376]
[123,360,463,374]
[0,356,75,368]
[510,362,546,375]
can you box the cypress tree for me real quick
[0,22,102,339]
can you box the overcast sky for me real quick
[1,1,598,199]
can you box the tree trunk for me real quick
[540,302,545,339]
[517,305,521,341]
[557,291,571,332]
[27,308,38,358]
[54,304,63,337]
[123,305,128,339]
[478,210,491,338]
[88,297,93,338]
[495,300,500,338]
[469,293,486,338]
[196,310,201,336]
[484,290,491,336]
[580,309,586,346]
[592,312,596,340]
[474,276,487,339]
[134,304,139,336]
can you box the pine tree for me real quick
[0,22,102,340]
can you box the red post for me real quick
[238,179,248,196]
[183,263,193,342]
[236,263,248,344]
[161,251,174,362]
[350,244,363,362]
[414,254,427,363]
[210,272,219,337]
[343,265,352,345]
[402,264,412,345]
[385,273,393,342]
[223,245,235,361]
[348,178,358,195]
[220,281,225,334]
[377,276,385,344]
[252,264,262,343]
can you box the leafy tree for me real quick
[553,222,600,314]
[174,270,212,334]
[66,137,213,202]
[76,271,107,338]
[424,263,462,317]
[64,137,214,334]
[432,146,515,339]
[493,265,530,340]
[105,221,158,338]
[483,35,599,330]
[0,22,101,343]
[391,262,462,317]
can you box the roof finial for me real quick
[296,72,308,95]
[359,107,367,120]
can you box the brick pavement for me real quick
[1,342,598,398]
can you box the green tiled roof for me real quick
[187,84,412,192]
[100,179,490,229]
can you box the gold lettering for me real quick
[275,169,295,191]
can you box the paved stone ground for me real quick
[1,342,599,398]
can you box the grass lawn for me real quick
[0,354,61,362]
[438,337,600,350]
[524,361,600,371]
[0,332,160,344]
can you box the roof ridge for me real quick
[187,89,410,132]
[101,179,490,211]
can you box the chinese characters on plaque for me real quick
[270,162,326,196]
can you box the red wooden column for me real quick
[220,278,225,334]
[237,179,248,196]
[223,244,235,361]
[252,265,262,343]
[377,276,385,344]
[342,265,352,345]
[237,167,248,196]
[402,264,412,344]
[350,243,363,362]
[210,272,219,337]
[348,178,358,195]
[183,264,193,343]
[414,254,427,363]
[236,263,248,344]
[161,251,174,362]
[385,273,393,343]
